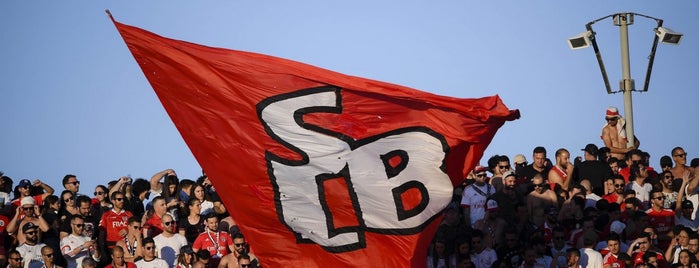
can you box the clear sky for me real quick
[2,1,698,196]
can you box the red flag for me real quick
[111,17,519,268]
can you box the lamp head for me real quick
[568,31,593,50]
[656,26,683,45]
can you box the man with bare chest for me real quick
[601,106,639,160]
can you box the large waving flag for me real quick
[110,14,519,268]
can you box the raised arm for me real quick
[150,169,175,194]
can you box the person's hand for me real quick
[15,206,22,217]
[32,179,42,186]
[119,228,128,238]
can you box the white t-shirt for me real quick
[60,234,96,268]
[16,242,46,268]
[199,200,214,215]
[471,248,497,268]
[460,183,493,225]
[153,233,188,267]
[135,258,169,268]
[579,247,603,268]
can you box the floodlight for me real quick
[655,26,683,45]
[568,31,593,50]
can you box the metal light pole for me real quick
[567,12,683,148]
[615,13,635,148]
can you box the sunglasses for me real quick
[653,196,665,200]
[606,117,618,121]
[114,198,124,201]
[240,265,250,268]
[614,184,625,188]
[10,257,22,261]
[498,165,510,169]
[21,185,31,189]
[145,246,155,250]
[163,221,174,226]
[133,226,142,230]
[94,191,105,196]
[674,153,688,158]
[475,174,486,178]
[22,207,34,211]
[74,224,85,228]
[533,183,544,188]
[25,231,37,235]
[44,253,54,258]
[68,181,81,185]
[234,243,245,247]
[664,176,674,179]
[64,198,74,202]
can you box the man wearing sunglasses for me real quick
[9,179,54,210]
[6,197,50,246]
[134,238,168,268]
[40,245,62,268]
[16,222,47,268]
[646,189,675,251]
[153,213,187,267]
[7,249,23,268]
[601,106,640,160]
[60,215,101,268]
[602,175,626,205]
[218,233,259,268]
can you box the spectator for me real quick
[675,200,699,231]
[175,245,196,268]
[17,222,47,268]
[80,258,96,268]
[61,175,81,199]
[123,178,149,219]
[6,197,50,245]
[149,170,181,220]
[603,175,625,206]
[526,174,558,227]
[10,179,54,210]
[628,233,666,268]
[489,171,524,223]
[40,245,62,268]
[192,213,233,267]
[99,191,133,251]
[629,163,653,208]
[7,249,23,268]
[107,246,136,268]
[579,230,603,268]
[426,239,455,268]
[60,215,100,268]
[619,150,643,183]
[134,238,168,268]
[143,196,168,238]
[665,227,690,264]
[514,154,528,175]
[92,185,111,218]
[551,227,569,268]
[519,147,550,182]
[602,233,624,268]
[658,171,677,209]
[460,166,494,226]
[474,200,506,249]
[60,196,98,240]
[600,106,639,160]
[115,217,143,263]
[573,144,614,196]
[58,190,78,222]
[189,184,214,216]
[178,198,205,245]
[549,148,573,191]
[471,229,496,268]
[670,147,691,179]
[153,213,187,267]
[193,250,210,268]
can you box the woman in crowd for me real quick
[189,183,214,215]
[93,184,112,216]
[58,190,77,221]
[178,197,205,244]
[176,245,197,268]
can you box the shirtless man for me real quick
[601,106,639,160]
[670,147,693,179]
[527,174,558,227]
[548,149,573,191]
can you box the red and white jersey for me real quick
[99,209,133,242]
[603,252,624,268]
[192,230,233,258]
[60,234,95,268]
[646,207,675,234]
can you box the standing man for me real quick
[60,196,98,240]
[16,222,47,268]
[143,197,168,238]
[193,214,234,267]
[62,175,82,198]
[602,233,624,268]
[579,231,603,268]
[461,166,494,225]
[6,197,50,245]
[646,189,674,251]
[519,147,550,182]
[573,144,614,196]
[153,214,188,267]
[549,149,573,191]
[134,238,169,268]
[601,106,639,160]
[60,215,100,268]
[489,171,524,223]
[670,147,692,179]
[526,174,558,227]
[9,179,54,209]
[99,191,133,250]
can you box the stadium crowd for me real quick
[429,144,699,268]
[0,169,258,268]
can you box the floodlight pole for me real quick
[615,13,636,148]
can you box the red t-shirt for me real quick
[99,209,133,243]
[646,207,675,249]
[105,262,137,268]
[193,230,233,257]
[10,195,44,208]
[603,252,624,268]
[144,213,164,238]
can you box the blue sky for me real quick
[2,1,698,195]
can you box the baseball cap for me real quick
[486,199,499,212]
[502,170,516,179]
[514,154,527,165]
[18,179,31,188]
[473,165,487,174]
[20,196,35,207]
[582,144,598,156]
[22,222,39,233]
[181,245,194,254]
[610,220,626,235]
